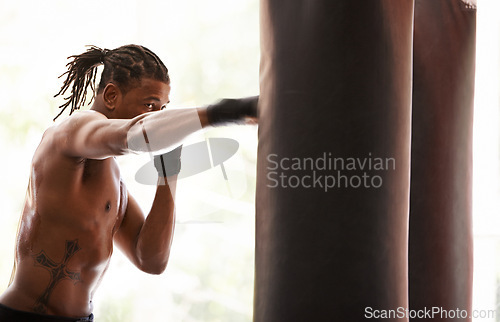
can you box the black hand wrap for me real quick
[154,145,183,177]
[206,95,258,126]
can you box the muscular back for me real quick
[0,125,127,317]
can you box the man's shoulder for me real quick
[55,110,107,130]
[43,111,104,134]
[40,111,107,150]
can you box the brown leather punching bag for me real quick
[409,1,476,321]
[256,1,414,321]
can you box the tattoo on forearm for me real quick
[31,239,82,313]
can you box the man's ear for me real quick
[102,83,121,111]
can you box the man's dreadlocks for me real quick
[54,44,170,120]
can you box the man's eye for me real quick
[145,103,154,110]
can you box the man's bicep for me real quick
[113,191,145,269]
[56,111,130,159]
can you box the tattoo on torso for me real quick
[32,239,82,313]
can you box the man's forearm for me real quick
[127,108,204,154]
[126,96,257,154]
[135,176,177,274]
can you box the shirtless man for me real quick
[0,45,257,321]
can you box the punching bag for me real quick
[409,1,476,320]
[256,1,414,321]
[255,0,476,320]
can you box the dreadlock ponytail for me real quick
[53,46,109,120]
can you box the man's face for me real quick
[115,78,171,119]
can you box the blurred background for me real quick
[0,0,499,321]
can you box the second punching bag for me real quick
[409,1,476,320]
